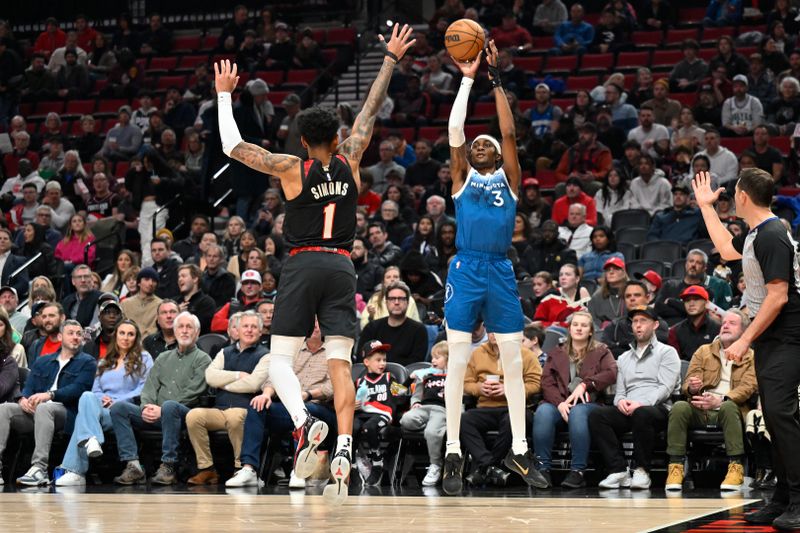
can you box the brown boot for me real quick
[188,468,219,485]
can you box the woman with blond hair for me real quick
[101,250,140,295]
[55,213,96,269]
[361,266,421,327]
[533,311,617,488]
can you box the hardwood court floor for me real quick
[0,491,758,533]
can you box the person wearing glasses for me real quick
[356,281,428,366]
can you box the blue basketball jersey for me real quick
[453,166,518,256]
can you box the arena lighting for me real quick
[385,19,393,27]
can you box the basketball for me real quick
[445,19,485,62]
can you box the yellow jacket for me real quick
[464,341,542,409]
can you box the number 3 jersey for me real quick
[283,154,358,251]
[453,166,517,256]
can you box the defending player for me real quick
[214,23,415,504]
[441,41,549,495]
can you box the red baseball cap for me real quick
[635,270,663,291]
[522,177,540,189]
[603,257,626,270]
[680,285,709,301]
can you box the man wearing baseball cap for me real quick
[647,183,704,243]
[667,285,721,361]
[84,297,124,359]
[0,286,29,334]
[634,270,662,304]
[721,74,764,138]
[210,269,264,334]
[120,267,163,337]
[590,305,681,490]
[99,104,143,161]
[601,280,669,358]
[551,176,599,226]
[588,257,628,326]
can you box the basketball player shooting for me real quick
[214,23,415,504]
[441,40,549,495]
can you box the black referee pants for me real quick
[755,339,800,505]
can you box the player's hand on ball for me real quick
[214,59,239,94]
[692,171,722,208]
[450,50,483,79]
[379,23,416,62]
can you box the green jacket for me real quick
[140,344,211,409]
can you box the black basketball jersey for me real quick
[283,154,357,251]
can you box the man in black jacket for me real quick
[525,221,577,277]
[367,222,403,268]
[601,281,669,358]
[352,237,384,301]
[178,264,217,335]
[201,243,236,308]
[0,227,29,299]
[173,215,210,262]
[62,264,101,328]
[151,237,180,300]
[83,299,123,359]
[667,285,721,361]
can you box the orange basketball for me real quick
[445,19,485,62]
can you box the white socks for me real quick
[336,434,352,456]
[445,328,473,456]
[495,332,528,455]
[268,336,307,428]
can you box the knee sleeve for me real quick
[446,328,473,371]
[270,335,305,361]
[323,335,354,363]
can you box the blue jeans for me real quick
[532,401,598,471]
[61,391,114,474]
[110,400,190,464]
[239,401,337,468]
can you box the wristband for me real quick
[384,50,399,64]
[488,64,502,87]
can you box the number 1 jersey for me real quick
[453,166,517,256]
[283,154,358,251]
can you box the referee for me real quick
[694,169,800,530]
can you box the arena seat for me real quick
[64,100,96,117]
[652,50,684,70]
[147,56,179,73]
[326,27,356,45]
[566,75,598,93]
[514,56,543,74]
[631,31,662,49]
[177,54,210,71]
[640,240,684,265]
[611,209,651,232]
[616,226,649,247]
[545,55,577,75]
[615,51,651,72]
[173,34,202,52]
[626,259,667,278]
[580,53,614,73]
[665,28,700,47]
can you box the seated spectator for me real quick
[139,13,172,56]
[604,82,639,135]
[85,173,120,224]
[27,301,64,360]
[55,48,89,99]
[534,0,568,34]
[590,306,680,489]
[0,286,30,339]
[399,249,443,312]
[357,281,428,366]
[552,177,599,225]
[20,53,56,102]
[527,221,578,277]
[558,204,594,259]
[73,115,103,163]
[643,80,682,127]
[761,40,789,84]
[629,154,672,216]
[6,183,40,231]
[0,319,95,485]
[210,270,264,333]
[3,132,39,178]
[721,75,765,137]
[628,105,670,159]
[709,36,749,79]
[120,268,163,336]
[177,264,216,335]
[400,341,448,486]
[226,321,335,488]
[647,183,705,243]
[33,17,67,60]
[552,3,595,55]
[534,311,617,488]
[592,9,627,54]
[19,223,58,281]
[525,83,563,139]
[555,123,612,191]
[54,320,153,486]
[0,323,20,402]
[601,280,669,358]
[671,107,706,150]
[767,76,800,136]
[362,265,421,327]
[522,271,559,319]
[185,311,268,485]
[352,237,385,302]
[518,178,552,229]
[142,300,179,359]
[55,214,96,271]
[293,27,325,69]
[421,55,454,103]
[588,257,629,327]
[665,309,756,491]
[263,22,294,70]
[111,13,140,57]
[367,142,406,194]
[594,169,635,225]
[670,40,708,93]
[461,333,542,487]
[38,136,66,178]
[704,0,743,27]
[41,181,76,233]
[491,12,533,51]
[579,226,625,282]
[639,0,674,30]
[367,221,403,268]
[200,244,236,309]
[99,106,143,161]
[405,140,442,193]
[667,286,722,360]
[655,250,733,325]
[353,340,407,485]
[61,264,102,328]
[534,264,591,327]
[255,300,273,348]
[82,297,123,359]
[110,312,210,485]
[392,76,428,127]
[695,128,739,185]
[87,33,116,79]
[131,92,157,133]
[150,238,180,300]
[768,0,800,36]
[379,200,413,247]
[694,84,724,128]
[750,125,785,180]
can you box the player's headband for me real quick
[471,135,502,156]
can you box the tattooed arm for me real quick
[229,143,301,179]
[338,24,416,172]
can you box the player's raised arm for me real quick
[215,59,301,181]
[449,50,482,194]
[338,23,416,168]
[486,40,520,193]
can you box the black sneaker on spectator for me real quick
[486,465,509,487]
[114,462,145,485]
[465,464,489,487]
[561,470,586,489]
[773,504,800,530]
[150,463,177,485]
[293,415,328,479]
[442,453,464,495]
[366,464,384,487]
[503,450,550,489]
[745,501,789,524]
[323,448,351,505]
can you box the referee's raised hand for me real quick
[692,171,723,208]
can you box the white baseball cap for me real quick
[241,270,262,284]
